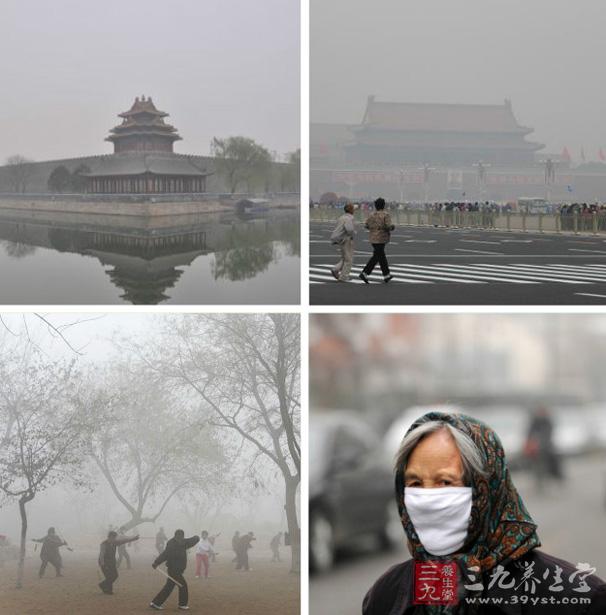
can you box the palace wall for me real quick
[0,155,295,195]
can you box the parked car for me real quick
[309,411,401,573]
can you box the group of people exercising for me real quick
[29,524,284,611]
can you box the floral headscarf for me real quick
[395,412,541,613]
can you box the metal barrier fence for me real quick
[310,207,606,235]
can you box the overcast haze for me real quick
[0,0,300,162]
[311,0,606,159]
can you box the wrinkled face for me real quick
[404,429,465,488]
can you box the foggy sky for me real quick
[0,0,300,162]
[311,0,606,159]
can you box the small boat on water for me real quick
[235,198,270,214]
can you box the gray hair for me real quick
[395,420,487,482]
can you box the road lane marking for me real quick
[388,264,537,284]
[458,264,595,284]
[568,249,606,253]
[455,248,504,255]
[309,266,433,284]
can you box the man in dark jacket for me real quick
[150,529,199,611]
[98,530,139,595]
[32,527,67,578]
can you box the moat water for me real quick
[0,209,300,304]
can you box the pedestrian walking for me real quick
[150,529,199,611]
[330,203,356,281]
[359,197,395,283]
[98,530,139,595]
[524,405,563,492]
[32,527,67,578]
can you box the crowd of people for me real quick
[313,198,509,213]
[313,196,606,216]
[0,524,287,612]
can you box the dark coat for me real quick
[154,535,199,575]
[363,550,606,615]
[98,537,133,569]
[34,535,65,562]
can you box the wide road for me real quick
[310,222,606,305]
[309,455,606,615]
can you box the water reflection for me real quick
[2,240,37,259]
[0,209,300,304]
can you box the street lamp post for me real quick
[399,168,406,204]
[472,160,491,201]
[418,162,435,204]
[540,158,556,202]
[343,173,357,200]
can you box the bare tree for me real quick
[0,354,90,588]
[5,155,35,193]
[87,366,225,532]
[132,314,301,572]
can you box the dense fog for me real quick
[0,313,300,613]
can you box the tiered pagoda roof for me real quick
[339,96,544,166]
[106,96,182,153]
[357,96,536,136]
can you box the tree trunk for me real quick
[17,493,33,589]
[284,477,300,574]
[119,517,143,533]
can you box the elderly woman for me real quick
[363,412,606,614]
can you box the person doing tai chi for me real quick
[32,527,67,578]
[195,531,214,579]
[150,529,199,611]
[98,530,139,595]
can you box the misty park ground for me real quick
[0,546,298,615]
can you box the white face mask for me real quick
[404,486,472,556]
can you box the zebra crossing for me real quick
[309,263,606,285]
